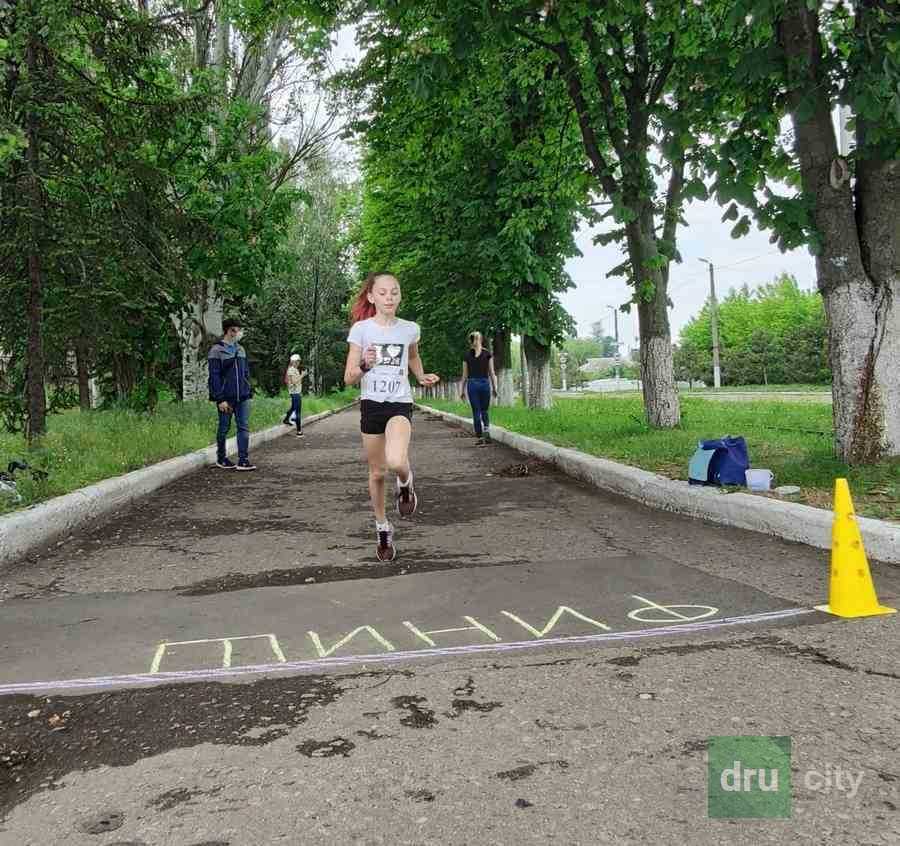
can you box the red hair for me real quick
[350,271,395,324]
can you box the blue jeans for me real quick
[467,378,491,436]
[285,394,302,432]
[217,399,250,462]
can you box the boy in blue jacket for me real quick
[208,317,256,470]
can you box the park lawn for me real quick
[426,395,899,522]
[684,383,830,393]
[0,389,358,515]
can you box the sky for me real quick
[562,203,818,349]
[325,25,820,348]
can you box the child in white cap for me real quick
[282,354,307,437]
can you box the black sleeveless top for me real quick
[465,349,491,379]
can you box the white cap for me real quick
[290,354,301,362]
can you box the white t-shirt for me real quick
[347,317,420,403]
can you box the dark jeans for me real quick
[466,378,491,436]
[217,399,250,462]
[285,393,302,432]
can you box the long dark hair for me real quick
[350,271,395,324]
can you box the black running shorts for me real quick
[360,399,413,435]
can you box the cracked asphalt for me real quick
[0,407,898,845]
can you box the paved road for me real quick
[0,408,897,844]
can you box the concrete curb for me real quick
[417,404,900,565]
[0,402,357,569]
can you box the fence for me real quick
[413,380,465,402]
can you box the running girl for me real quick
[345,271,440,561]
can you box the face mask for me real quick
[234,331,244,342]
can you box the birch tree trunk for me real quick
[175,1,288,401]
[779,2,899,462]
[172,2,228,401]
[523,335,552,410]
[171,283,224,402]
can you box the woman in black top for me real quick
[459,331,498,445]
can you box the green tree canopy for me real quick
[348,13,586,379]
[677,274,829,386]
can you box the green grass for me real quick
[684,383,830,393]
[427,395,899,522]
[0,389,358,515]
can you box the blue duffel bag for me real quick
[688,436,750,487]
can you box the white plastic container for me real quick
[746,469,774,492]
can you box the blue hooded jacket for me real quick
[208,340,252,405]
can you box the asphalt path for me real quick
[0,407,897,844]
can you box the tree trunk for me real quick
[857,147,900,458]
[112,352,136,400]
[25,17,46,442]
[214,0,230,71]
[523,335,552,410]
[75,339,91,411]
[626,214,680,427]
[311,256,320,396]
[779,1,899,462]
[173,3,286,402]
[519,337,528,405]
[492,328,515,406]
[171,7,230,403]
[171,282,223,402]
[145,356,158,414]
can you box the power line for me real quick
[667,250,785,295]
[718,250,781,270]
[668,276,704,296]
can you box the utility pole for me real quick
[606,305,620,389]
[699,258,721,389]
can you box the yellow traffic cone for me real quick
[815,479,896,618]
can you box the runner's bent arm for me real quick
[345,343,375,386]
[460,360,468,399]
[489,357,498,397]
[408,342,439,386]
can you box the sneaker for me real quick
[296,431,304,438]
[235,459,257,471]
[475,437,487,447]
[216,458,237,469]
[483,431,492,444]
[376,524,396,561]
[282,418,292,426]
[395,472,417,517]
